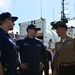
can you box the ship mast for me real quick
[61,0,68,23]
[61,0,65,20]
[50,0,68,28]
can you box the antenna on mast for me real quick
[40,0,43,19]
[53,9,55,21]
[74,4,75,16]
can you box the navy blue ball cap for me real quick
[0,12,18,22]
[26,24,41,31]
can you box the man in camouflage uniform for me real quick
[51,21,75,75]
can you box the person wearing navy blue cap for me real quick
[0,12,18,75]
[16,24,46,75]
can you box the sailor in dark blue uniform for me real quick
[16,24,46,75]
[0,12,18,75]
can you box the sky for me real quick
[0,0,75,34]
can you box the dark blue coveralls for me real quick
[0,28,18,75]
[16,36,46,75]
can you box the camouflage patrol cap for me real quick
[51,21,68,30]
